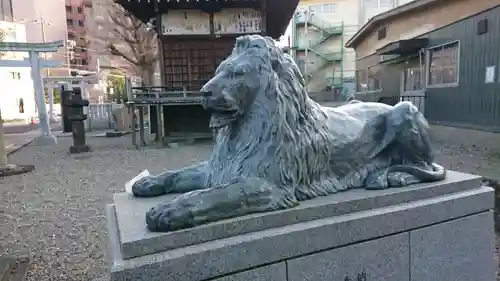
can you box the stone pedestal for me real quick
[106,171,496,281]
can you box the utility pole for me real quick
[0,107,7,166]
[40,16,46,43]
[40,16,51,77]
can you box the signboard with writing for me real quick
[161,10,211,35]
[485,65,495,83]
[213,9,262,35]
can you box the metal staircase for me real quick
[291,13,344,80]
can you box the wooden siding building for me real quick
[346,0,500,131]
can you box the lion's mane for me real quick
[205,35,340,201]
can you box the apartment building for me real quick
[65,0,92,71]
[289,0,417,97]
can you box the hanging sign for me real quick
[213,9,262,35]
[161,10,211,35]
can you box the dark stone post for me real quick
[60,85,73,133]
[65,88,91,153]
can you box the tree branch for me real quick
[87,0,159,84]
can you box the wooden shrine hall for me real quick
[115,0,299,146]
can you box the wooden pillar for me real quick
[260,0,267,35]
[154,1,165,86]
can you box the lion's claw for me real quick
[146,202,194,232]
[132,176,166,197]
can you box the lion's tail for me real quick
[389,163,446,182]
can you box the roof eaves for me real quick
[345,0,443,49]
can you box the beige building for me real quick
[289,0,417,97]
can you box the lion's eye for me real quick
[234,69,245,76]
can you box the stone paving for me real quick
[4,129,41,155]
[0,125,499,281]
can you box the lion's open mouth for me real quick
[208,109,238,128]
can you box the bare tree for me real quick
[89,0,158,85]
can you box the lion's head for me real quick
[203,35,325,189]
[201,35,309,129]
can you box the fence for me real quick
[48,102,125,131]
[377,95,426,115]
[86,103,125,131]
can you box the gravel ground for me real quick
[1,131,500,281]
[0,136,212,281]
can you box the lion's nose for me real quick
[200,90,212,97]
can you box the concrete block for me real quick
[410,211,496,281]
[114,171,482,259]
[287,233,409,281]
[107,176,494,281]
[214,263,286,281]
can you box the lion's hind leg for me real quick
[145,177,298,232]
[362,102,445,190]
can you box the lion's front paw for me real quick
[145,202,194,232]
[132,176,166,197]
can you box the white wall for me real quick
[0,67,36,120]
[0,20,36,121]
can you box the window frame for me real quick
[356,64,382,93]
[355,69,367,93]
[366,64,382,92]
[426,40,460,88]
[403,67,425,93]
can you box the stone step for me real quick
[0,256,30,281]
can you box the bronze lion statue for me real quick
[132,35,446,232]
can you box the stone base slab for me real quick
[106,171,495,281]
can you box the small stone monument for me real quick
[64,88,91,154]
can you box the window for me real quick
[73,19,78,26]
[66,19,73,25]
[82,59,88,65]
[9,71,20,80]
[77,7,83,13]
[364,0,394,8]
[65,5,72,12]
[322,3,337,13]
[378,0,394,8]
[356,69,367,92]
[297,58,306,74]
[68,33,75,40]
[477,19,488,35]
[367,66,382,91]
[357,67,382,92]
[403,67,424,92]
[310,4,322,14]
[377,27,386,40]
[79,20,84,27]
[18,98,24,113]
[428,42,459,86]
